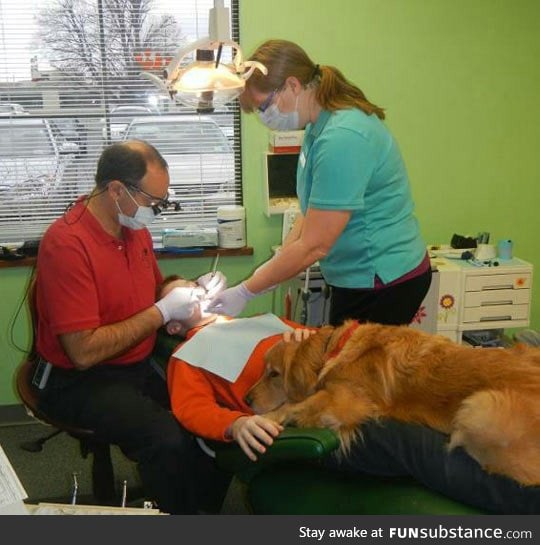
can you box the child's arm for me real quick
[168,357,250,442]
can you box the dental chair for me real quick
[153,330,485,515]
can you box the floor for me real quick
[0,419,249,514]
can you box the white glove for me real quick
[155,286,206,324]
[205,282,255,317]
[196,271,227,299]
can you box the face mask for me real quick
[116,190,158,230]
[258,94,301,131]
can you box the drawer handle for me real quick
[479,315,512,322]
[481,301,513,307]
[482,284,513,290]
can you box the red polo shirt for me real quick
[36,200,163,369]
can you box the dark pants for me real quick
[37,360,230,514]
[323,419,540,514]
[329,267,432,326]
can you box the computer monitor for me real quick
[264,152,299,215]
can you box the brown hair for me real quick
[157,274,189,299]
[244,39,385,120]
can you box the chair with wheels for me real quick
[14,270,117,504]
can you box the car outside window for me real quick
[126,120,231,154]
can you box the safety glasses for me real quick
[124,183,181,214]
[257,87,282,113]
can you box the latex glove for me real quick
[196,271,227,299]
[228,415,283,461]
[205,282,255,317]
[155,286,205,324]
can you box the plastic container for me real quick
[217,205,246,249]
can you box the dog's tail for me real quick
[449,389,540,486]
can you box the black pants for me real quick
[36,360,230,514]
[323,419,540,514]
[329,267,432,326]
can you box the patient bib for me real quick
[172,313,293,382]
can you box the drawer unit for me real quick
[426,254,533,343]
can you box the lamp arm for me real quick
[139,71,169,94]
[241,61,268,80]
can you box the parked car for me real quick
[167,103,235,142]
[49,118,86,155]
[0,103,29,116]
[122,115,234,203]
[102,105,154,141]
[0,118,77,205]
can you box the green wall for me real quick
[1,0,539,405]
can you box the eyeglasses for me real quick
[124,183,181,214]
[257,87,281,113]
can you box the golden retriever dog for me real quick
[245,321,540,486]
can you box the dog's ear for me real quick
[283,330,331,401]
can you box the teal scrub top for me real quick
[297,109,426,288]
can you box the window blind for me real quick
[0,0,241,244]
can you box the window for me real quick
[0,0,241,244]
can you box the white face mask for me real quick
[116,189,158,230]
[258,94,301,131]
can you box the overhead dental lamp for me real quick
[143,0,266,112]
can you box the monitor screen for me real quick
[267,153,299,198]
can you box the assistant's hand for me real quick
[155,286,205,324]
[196,271,227,299]
[205,282,255,316]
[229,415,283,461]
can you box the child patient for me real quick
[160,276,540,515]
[159,274,308,460]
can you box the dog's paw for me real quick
[264,405,293,425]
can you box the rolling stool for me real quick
[15,358,116,504]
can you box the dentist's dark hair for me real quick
[95,140,168,189]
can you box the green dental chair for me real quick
[154,331,484,515]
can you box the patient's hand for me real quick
[283,328,316,343]
[229,415,283,461]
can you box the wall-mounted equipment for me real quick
[263,152,299,216]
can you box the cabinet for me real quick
[416,257,533,343]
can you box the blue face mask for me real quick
[258,94,301,131]
[116,190,158,230]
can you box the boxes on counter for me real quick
[268,130,304,153]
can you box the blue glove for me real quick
[155,286,205,324]
[205,282,255,317]
[197,271,227,299]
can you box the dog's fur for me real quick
[245,321,540,486]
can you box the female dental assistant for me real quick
[208,39,431,326]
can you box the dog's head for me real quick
[245,326,335,414]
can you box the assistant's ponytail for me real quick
[316,65,385,119]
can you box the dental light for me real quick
[143,0,266,112]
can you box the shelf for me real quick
[0,247,253,269]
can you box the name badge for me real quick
[299,151,306,168]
